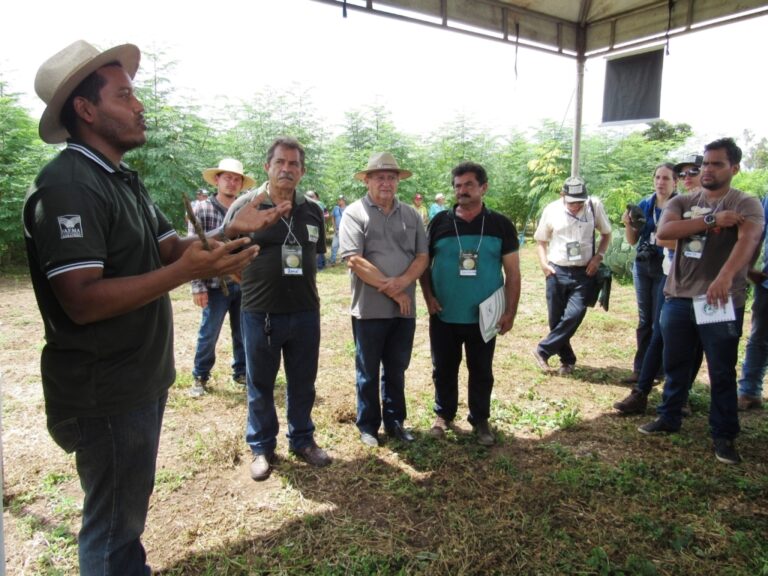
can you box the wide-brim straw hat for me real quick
[354,152,412,181]
[35,40,141,144]
[202,158,256,191]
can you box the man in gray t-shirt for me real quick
[338,152,428,447]
[638,138,764,466]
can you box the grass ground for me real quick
[2,245,767,575]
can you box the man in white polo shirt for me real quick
[532,176,612,375]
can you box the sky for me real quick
[2,0,767,149]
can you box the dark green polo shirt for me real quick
[23,141,176,418]
[225,183,325,313]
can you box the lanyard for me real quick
[281,216,300,246]
[696,188,732,215]
[453,213,485,253]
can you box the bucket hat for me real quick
[354,152,412,181]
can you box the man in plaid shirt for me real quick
[189,158,256,397]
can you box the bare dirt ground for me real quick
[2,247,766,575]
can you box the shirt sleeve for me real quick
[27,182,109,277]
[338,203,365,259]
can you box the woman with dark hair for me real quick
[620,163,678,383]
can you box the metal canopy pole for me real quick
[572,53,585,177]
[571,22,587,177]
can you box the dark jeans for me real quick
[657,298,744,439]
[537,265,596,365]
[192,282,245,381]
[636,294,703,395]
[631,260,665,373]
[352,316,415,435]
[738,283,768,397]
[429,315,495,425]
[47,393,167,576]
[242,309,320,455]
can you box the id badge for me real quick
[566,241,582,262]
[683,234,707,260]
[282,244,304,276]
[306,224,319,243]
[649,232,656,245]
[459,251,478,277]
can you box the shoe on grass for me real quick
[189,377,207,398]
[737,394,763,411]
[232,374,247,387]
[386,421,415,442]
[532,349,550,372]
[637,418,679,435]
[558,363,574,376]
[250,453,274,481]
[713,438,741,465]
[359,431,380,447]
[429,415,451,438]
[614,389,648,414]
[473,420,495,446]
[291,442,332,467]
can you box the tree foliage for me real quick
[0,82,54,264]
[2,54,767,269]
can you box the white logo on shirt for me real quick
[58,215,83,239]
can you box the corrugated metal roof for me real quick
[312,0,768,58]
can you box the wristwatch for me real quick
[704,214,717,229]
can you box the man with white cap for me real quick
[23,40,288,575]
[338,152,428,447]
[532,176,612,375]
[188,159,256,397]
[429,192,448,221]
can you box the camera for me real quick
[635,240,659,262]
[626,204,646,231]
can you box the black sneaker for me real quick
[713,438,742,465]
[637,418,679,435]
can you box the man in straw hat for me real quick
[338,152,428,447]
[23,40,289,574]
[188,159,256,397]
[223,137,331,481]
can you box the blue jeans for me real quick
[47,393,167,576]
[352,316,415,434]
[242,309,319,455]
[192,283,245,381]
[632,260,665,373]
[636,292,703,395]
[657,298,744,439]
[330,234,340,265]
[429,315,495,424]
[537,265,596,365]
[738,283,768,398]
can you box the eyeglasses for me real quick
[679,168,700,178]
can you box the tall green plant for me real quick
[0,83,54,264]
